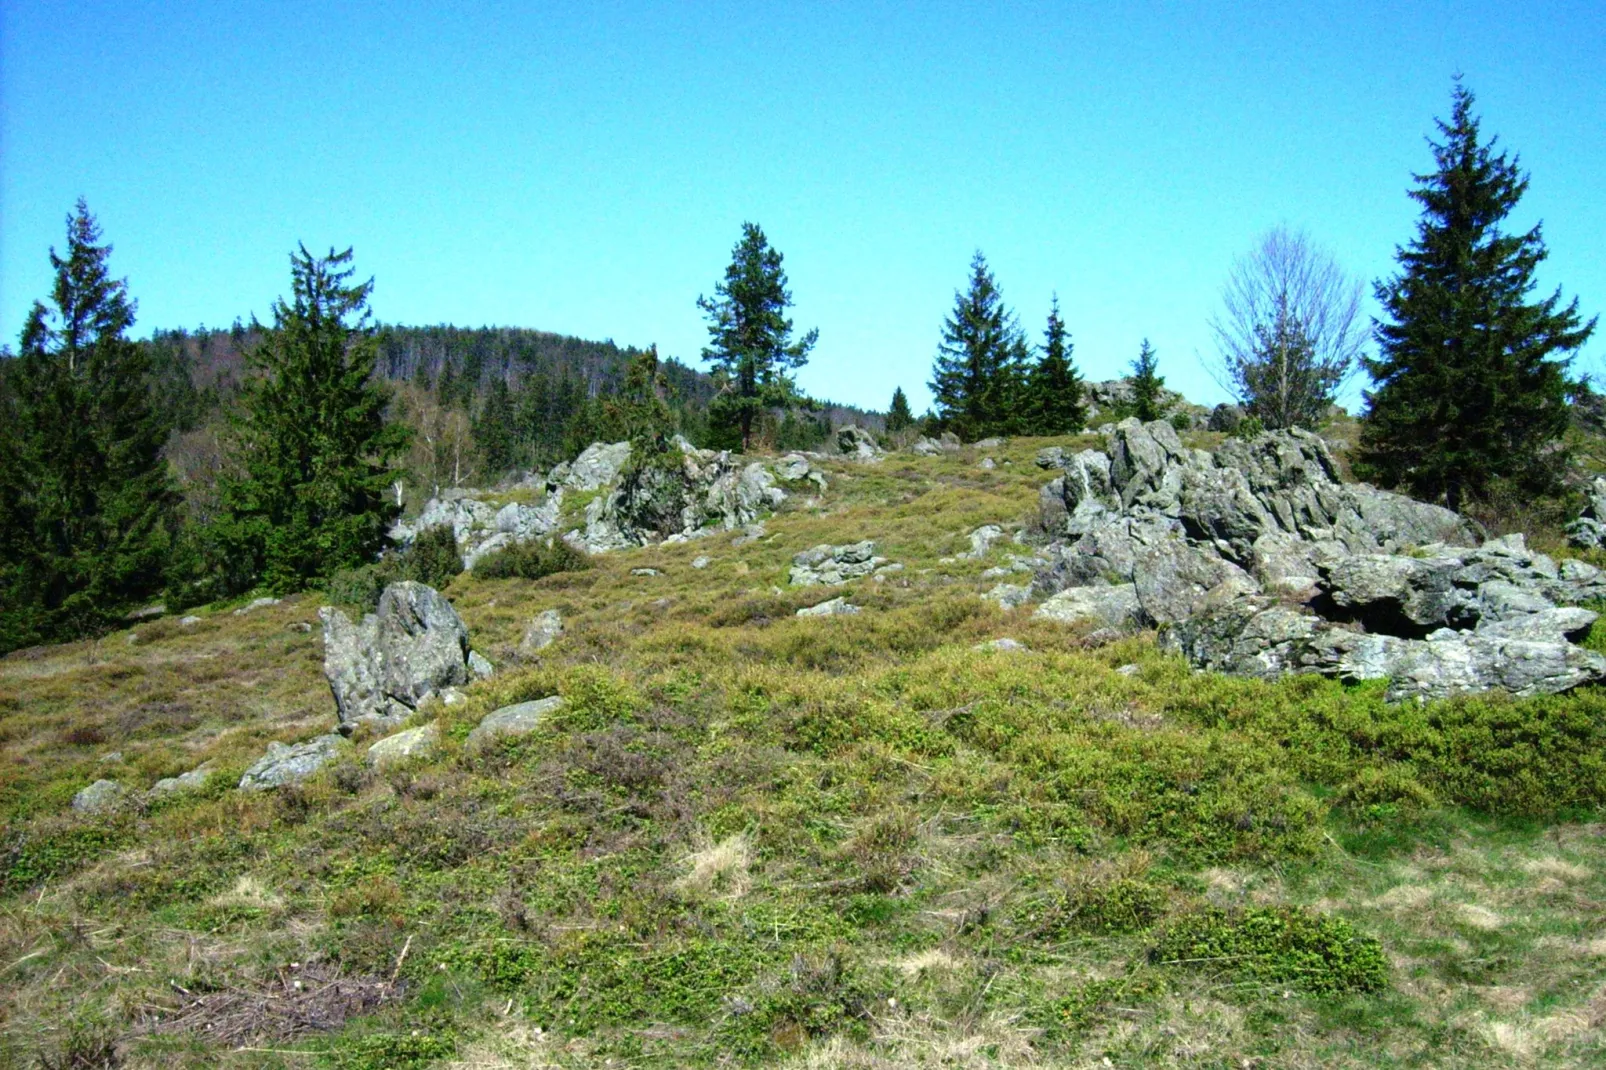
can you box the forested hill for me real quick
[138,324,881,484]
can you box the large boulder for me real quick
[1567,477,1606,549]
[320,582,473,733]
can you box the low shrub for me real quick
[1333,765,1437,824]
[1148,906,1389,994]
[1016,854,1168,937]
[473,538,591,581]
[326,527,466,609]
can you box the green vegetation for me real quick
[4,435,1606,1067]
[1359,81,1597,512]
[1021,295,1088,435]
[471,537,591,581]
[0,200,176,650]
[928,250,1029,439]
[1129,338,1164,422]
[214,246,410,596]
[697,222,818,451]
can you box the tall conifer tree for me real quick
[1129,339,1165,422]
[0,200,174,649]
[218,246,409,593]
[1025,296,1088,434]
[1357,82,1595,511]
[698,223,817,451]
[886,387,914,433]
[929,252,1026,439]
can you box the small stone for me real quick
[72,779,128,814]
[233,596,282,616]
[797,597,861,617]
[1115,664,1140,676]
[286,621,313,633]
[692,556,711,570]
[978,457,997,470]
[518,610,564,656]
[982,584,1032,610]
[99,751,123,763]
[468,650,495,679]
[973,638,1029,653]
[149,762,214,797]
[467,696,565,750]
[631,568,661,577]
[180,615,202,626]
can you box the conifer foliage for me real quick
[1358,83,1596,511]
[698,223,817,451]
[929,252,1028,439]
[886,387,914,434]
[1129,339,1165,422]
[1023,296,1087,434]
[217,246,409,594]
[0,201,174,650]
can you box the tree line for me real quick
[0,81,1595,652]
[893,80,1594,512]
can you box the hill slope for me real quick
[3,434,1606,1068]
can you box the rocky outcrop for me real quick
[834,425,884,462]
[320,582,477,733]
[911,432,962,456]
[238,735,347,791]
[395,438,811,563]
[789,541,891,586]
[1029,419,1606,702]
[1567,477,1606,550]
[567,440,803,554]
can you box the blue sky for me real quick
[3,1,1602,413]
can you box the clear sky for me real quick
[3,1,1602,413]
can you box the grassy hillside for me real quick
[4,435,1606,1068]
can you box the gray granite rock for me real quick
[366,723,440,770]
[467,696,564,750]
[72,779,129,814]
[238,735,347,791]
[797,597,861,617]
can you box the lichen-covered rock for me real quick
[797,597,861,617]
[983,583,1032,609]
[238,735,347,791]
[1034,584,1143,631]
[149,763,214,798]
[466,696,564,750]
[565,441,633,491]
[974,637,1030,653]
[961,525,1005,559]
[1567,477,1606,549]
[834,425,883,462]
[320,582,472,733]
[468,650,495,679]
[366,723,440,770]
[72,779,129,814]
[789,541,886,586]
[1031,420,1603,701]
[519,609,564,656]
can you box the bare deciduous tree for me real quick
[1209,226,1365,429]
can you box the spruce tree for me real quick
[1358,82,1595,511]
[1025,296,1088,434]
[698,222,817,451]
[474,377,517,476]
[218,246,409,594]
[886,387,914,434]
[1129,339,1165,422]
[0,200,174,650]
[929,252,1026,439]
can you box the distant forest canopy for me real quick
[136,322,881,490]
